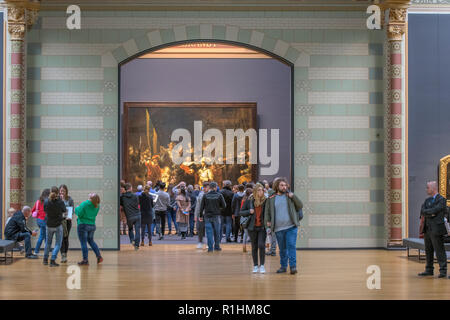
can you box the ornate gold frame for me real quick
[439,155,450,206]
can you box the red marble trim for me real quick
[391,53,401,65]
[10,78,22,90]
[391,78,402,90]
[10,153,21,165]
[10,178,22,190]
[391,103,402,114]
[391,153,402,165]
[391,128,401,139]
[391,203,402,214]
[391,178,402,189]
[390,227,402,240]
[10,52,23,64]
[10,103,21,114]
[10,127,21,139]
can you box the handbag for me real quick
[31,200,39,218]
[240,215,250,229]
[298,208,303,221]
[444,217,450,236]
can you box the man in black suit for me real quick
[418,181,448,278]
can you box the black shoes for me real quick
[418,271,434,276]
[226,238,232,243]
[25,254,38,259]
[276,267,287,273]
[290,267,298,275]
[438,274,447,279]
[49,260,59,267]
[214,247,222,251]
[78,260,89,266]
[43,258,48,265]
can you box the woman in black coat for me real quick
[239,183,267,274]
[139,185,154,246]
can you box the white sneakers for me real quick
[196,243,203,249]
[253,265,266,273]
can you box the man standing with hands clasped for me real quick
[264,177,303,275]
[418,181,448,279]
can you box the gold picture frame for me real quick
[438,155,450,206]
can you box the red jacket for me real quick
[31,200,46,220]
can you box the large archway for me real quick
[117,39,294,247]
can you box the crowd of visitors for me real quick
[119,176,303,274]
[4,185,102,266]
[3,176,303,274]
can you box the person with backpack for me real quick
[199,181,226,252]
[239,187,253,253]
[240,183,268,273]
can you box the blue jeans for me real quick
[34,218,47,254]
[275,226,298,269]
[127,216,141,247]
[221,216,232,240]
[15,232,32,256]
[77,224,101,260]
[205,216,221,251]
[44,225,63,260]
[167,207,178,233]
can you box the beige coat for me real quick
[176,194,191,224]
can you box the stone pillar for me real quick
[384,2,409,246]
[6,1,39,210]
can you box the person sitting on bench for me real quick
[4,206,38,259]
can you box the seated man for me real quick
[4,206,38,259]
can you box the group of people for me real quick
[120,176,303,275]
[4,185,102,266]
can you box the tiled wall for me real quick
[25,10,385,249]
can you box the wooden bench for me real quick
[0,240,16,264]
[403,238,450,261]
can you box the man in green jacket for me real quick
[76,193,103,265]
[264,177,302,275]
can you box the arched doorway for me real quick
[118,40,293,247]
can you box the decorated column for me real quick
[6,0,39,210]
[384,1,409,246]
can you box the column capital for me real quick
[383,0,411,41]
[6,0,40,40]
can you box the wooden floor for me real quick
[1,244,449,300]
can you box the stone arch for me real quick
[100,24,309,67]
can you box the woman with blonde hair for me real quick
[239,183,268,273]
[76,193,103,265]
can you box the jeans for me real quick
[167,207,178,233]
[249,227,267,266]
[155,210,166,236]
[77,224,101,261]
[44,225,63,261]
[221,216,232,240]
[233,216,241,241]
[61,219,72,254]
[34,218,47,254]
[189,212,195,235]
[141,222,152,242]
[127,216,141,247]
[275,226,298,269]
[204,216,221,251]
[15,232,32,256]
